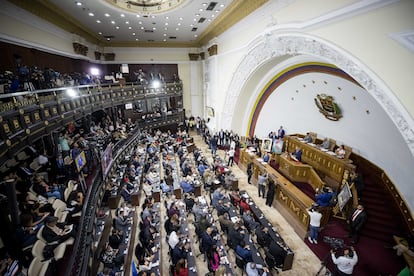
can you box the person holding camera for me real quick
[307,204,322,244]
[331,246,358,276]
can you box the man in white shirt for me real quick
[307,205,322,244]
[245,262,269,276]
[331,246,358,275]
[168,230,182,249]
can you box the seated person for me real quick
[211,188,226,208]
[218,212,232,234]
[239,197,251,214]
[216,200,231,217]
[335,145,346,159]
[180,178,194,194]
[315,186,335,207]
[120,184,132,203]
[291,146,302,162]
[32,175,62,200]
[109,229,123,250]
[236,241,253,263]
[242,210,259,231]
[319,138,330,150]
[245,262,269,276]
[227,223,245,250]
[42,216,74,244]
[255,226,271,248]
[303,132,313,143]
[100,242,125,270]
[262,152,271,163]
[160,178,171,193]
[171,241,189,265]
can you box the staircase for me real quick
[358,175,405,243]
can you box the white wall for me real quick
[204,0,414,211]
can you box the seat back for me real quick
[235,253,246,270]
[32,240,46,258]
[344,145,352,159]
[28,257,51,276]
[328,139,336,151]
[309,132,317,143]
[36,226,47,243]
[52,199,67,210]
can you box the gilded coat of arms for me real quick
[314,94,342,121]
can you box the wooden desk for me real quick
[278,153,325,191]
[285,136,355,183]
[238,149,254,171]
[252,159,314,239]
[108,194,120,209]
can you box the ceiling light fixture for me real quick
[105,13,110,17]
[125,21,129,24]
[116,26,120,29]
[165,22,169,26]
[88,12,94,16]
[177,23,181,26]
[76,2,82,6]
[132,33,136,35]
[179,17,183,20]
[135,38,139,41]
[120,13,125,17]
[98,32,102,35]
[96,20,101,23]
[111,20,115,24]
[128,26,132,30]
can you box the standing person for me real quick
[257,171,268,199]
[227,148,235,167]
[247,162,253,184]
[210,135,218,157]
[277,126,285,139]
[347,205,367,244]
[265,179,276,207]
[331,246,358,276]
[307,205,322,244]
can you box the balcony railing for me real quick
[0,81,183,165]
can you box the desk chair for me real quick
[235,253,246,275]
[28,257,52,276]
[32,239,66,261]
[264,248,281,274]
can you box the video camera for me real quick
[323,236,345,251]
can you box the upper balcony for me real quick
[0,81,184,165]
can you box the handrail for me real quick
[65,126,143,276]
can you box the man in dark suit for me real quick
[347,204,367,244]
[255,226,271,248]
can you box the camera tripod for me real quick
[316,251,332,276]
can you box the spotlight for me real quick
[90,67,100,76]
[152,80,161,88]
[66,88,77,98]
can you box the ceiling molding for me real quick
[7,0,268,49]
[197,0,268,46]
[7,0,103,45]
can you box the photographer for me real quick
[331,246,358,275]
